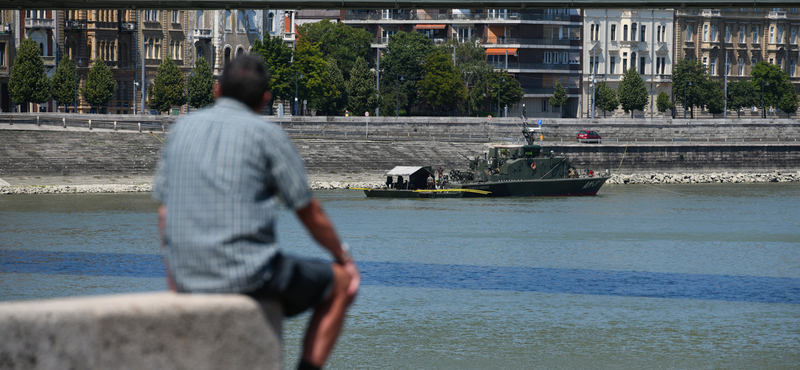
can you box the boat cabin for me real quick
[384,166,435,190]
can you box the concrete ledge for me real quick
[0,292,283,370]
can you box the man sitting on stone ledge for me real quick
[153,55,360,370]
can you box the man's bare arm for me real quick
[296,199,360,296]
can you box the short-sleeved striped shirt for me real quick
[153,97,312,293]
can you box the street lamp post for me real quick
[590,78,597,120]
[497,77,505,117]
[396,75,403,117]
[133,80,138,115]
[761,80,769,119]
[683,81,692,119]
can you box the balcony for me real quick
[65,20,87,30]
[42,56,55,67]
[283,32,295,42]
[25,18,55,29]
[344,11,571,22]
[768,11,787,19]
[490,62,578,71]
[483,37,571,46]
[700,10,721,18]
[119,22,136,32]
[193,28,211,39]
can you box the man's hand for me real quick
[339,260,360,298]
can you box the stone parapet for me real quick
[0,292,282,370]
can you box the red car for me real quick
[577,130,601,143]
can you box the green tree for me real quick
[594,82,618,118]
[656,91,673,114]
[550,80,568,117]
[51,57,76,113]
[751,61,798,118]
[672,59,710,118]
[379,81,407,116]
[490,71,524,116]
[727,80,757,118]
[297,19,373,80]
[382,31,435,114]
[8,38,51,110]
[439,39,494,116]
[150,56,186,114]
[80,59,115,113]
[293,41,329,115]
[252,36,294,114]
[187,57,214,109]
[706,80,726,117]
[618,67,648,117]
[346,57,378,116]
[315,58,347,116]
[417,51,466,114]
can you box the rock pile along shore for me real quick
[1,171,797,195]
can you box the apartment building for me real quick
[0,10,14,112]
[341,8,583,118]
[583,9,674,118]
[675,7,800,116]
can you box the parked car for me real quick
[577,130,601,143]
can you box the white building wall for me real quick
[582,9,674,118]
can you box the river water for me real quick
[1,184,798,369]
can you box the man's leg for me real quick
[301,264,354,367]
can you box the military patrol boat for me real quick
[361,119,608,198]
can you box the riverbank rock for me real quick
[605,170,800,185]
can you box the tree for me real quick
[751,61,798,118]
[550,80,568,117]
[775,82,799,118]
[8,38,51,111]
[382,31,435,114]
[252,36,294,114]
[297,19,373,80]
[656,91,673,114]
[81,59,115,113]
[438,39,494,116]
[346,57,378,116]
[150,56,186,114]
[706,80,726,117]
[51,57,76,113]
[187,57,214,109]
[490,71,523,116]
[314,58,347,116]
[417,51,466,114]
[672,59,710,118]
[293,41,329,115]
[618,67,648,117]
[726,80,757,118]
[594,82,618,118]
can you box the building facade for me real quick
[341,8,584,118]
[582,9,674,118]
[675,8,800,117]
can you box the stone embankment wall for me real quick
[0,292,282,370]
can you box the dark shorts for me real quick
[246,252,334,317]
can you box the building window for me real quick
[739,26,746,43]
[725,25,731,43]
[738,58,744,76]
[623,25,628,41]
[237,47,244,57]
[631,23,637,41]
[710,57,716,75]
[792,27,798,44]
[770,26,775,43]
[224,47,231,64]
[702,56,708,72]
[544,51,555,64]
[777,26,784,43]
[0,43,4,66]
[589,56,594,73]
[657,25,662,42]
[237,10,246,32]
[791,60,796,77]
[686,24,692,42]
[659,57,666,74]
[640,25,646,43]
[224,10,231,31]
[172,10,179,24]
[542,98,549,112]
[267,12,274,32]
[639,56,646,74]
[611,24,616,41]
[703,24,709,41]
[712,25,718,42]
[610,56,616,74]
[145,10,159,22]
[196,10,204,28]
[623,52,628,72]
[753,26,759,44]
